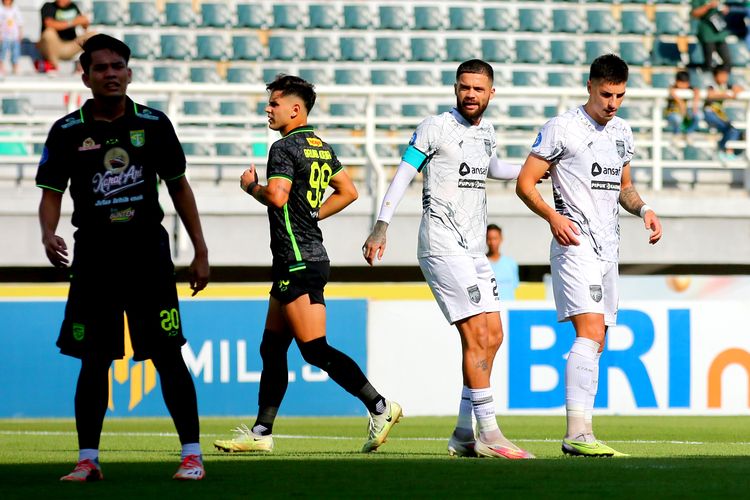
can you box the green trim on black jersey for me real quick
[283,204,303,263]
[289,262,307,272]
[282,126,314,138]
[164,172,186,182]
[268,174,293,182]
[36,184,65,193]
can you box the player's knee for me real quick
[260,329,292,362]
[297,337,331,368]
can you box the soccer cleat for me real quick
[173,455,205,480]
[361,400,403,453]
[561,435,625,457]
[475,437,535,459]
[447,433,477,457]
[60,459,103,482]
[213,424,274,453]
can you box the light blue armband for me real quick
[402,145,427,169]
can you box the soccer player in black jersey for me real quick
[213,75,401,454]
[36,34,208,481]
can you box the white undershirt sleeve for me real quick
[487,156,522,180]
[376,160,419,224]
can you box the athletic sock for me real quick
[75,357,111,451]
[79,448,99,463]
[454,386,474,441]
[181,443,202,460]
[253,406,278,435]
[585,351,602,436]
[470,387,501,443]
[152,351,200,445]
[565,337,600,440]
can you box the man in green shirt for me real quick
[691,0,732,70]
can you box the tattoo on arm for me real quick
[619,186,645,217]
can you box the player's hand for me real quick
[240,164,258,193]
[188,253,210,296]
[549,213,580,246]
[362,221,388,266]
[42,233,69,268]
[644,210,662,245]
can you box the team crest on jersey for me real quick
[590,285,603,303]
[484,139,492,156]
[78,137,101,151]
[130,130,145,147]
[467,285,481,304]
[616,140,625,158]
[409,132,417,145]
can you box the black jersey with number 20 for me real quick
[266,126,343,270]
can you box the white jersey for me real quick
[531,106,634,263]
[410,108,496,257]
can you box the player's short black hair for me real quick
[713,64,731,76]
[266,74,317,113]
[79,34,131,74]
[675,70,690,83]
[589,54,629,84]
[487,224,502,234]
[456,59,494,83]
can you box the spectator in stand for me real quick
[0,0,23,75]
[486,224,520,301]
[665,70,701,137]
[691,0,732,71]
[704,64,742,161]
[37,0,90,74]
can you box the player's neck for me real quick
[487,251,500,262]
[582,103,607,127]
[280,117,308,136]
[90,95,127,122]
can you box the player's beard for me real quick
[457,98,488,123]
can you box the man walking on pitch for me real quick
[37,34,209,480]
[214,75,401,454]
[516,54,662,457]
[363,59,533,459]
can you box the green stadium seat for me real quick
[160,34,195,61]
[330,144,363,158]
[655,10,684,35]
[334,68,366,86]
[309,3,340,29]
[513,71,545,87]
[232,34,265,61]
[483,7,514,31]
[93,1,123,26]
[273,4,305,29]
[552,9,584,33]
[226,66,261,83]
[651,40,682,66]
[2,97,31,115]
[375,37,406,62]
[724,106,745,123]
[182,142,214,157]
[299,67,333,85]
[551,39,583,65]
[217,143,249,157]
[403,103,432,117]
[548,71,579,87]
[129,64,151,83]
[621,9,653,35]
[449,6,479,30]
[684,146,714,161]
[123,33,158,60]
[585,40,618,64]
[153,65,186,82]
[165,2,197,27]
[379,5,410,30]
[183,100,214,117]
[481,39,513,63]
[441,70,456,85]
[197,35,229,61]
[446,38,476,62]
[339,36,371,61]
[406,69,437,86]
[411,37,444,62]
[343,4,372,29]
[414,5,445,30]
[651,72,673,88]
[190,66,222,83]
[587,9,618,34]
[263,68,292,84]
[269,35,302,61]
[129,1,160,26]
[505,145,528,159]
[516,39,549,64]
[509,105,542,126]
[688,43,705,68]
[236,3,270,28]
[219,100,251,117]
[201,2,234,28]
[628,71,648,88]
[518,8,549,32]
[729,42,750,67]
[146,99,168,111]
[371,69,402,85]
[329,100,364,130]
[620,41,651,66]
[304,36,338,62]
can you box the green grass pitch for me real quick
[2,416,749,499]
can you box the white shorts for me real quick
[419,255,501,324]
[551,252,618,326]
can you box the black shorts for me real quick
[57,227,185,361]
[269,260,329,306]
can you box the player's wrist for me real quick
[245,180,259,196]
[639,204,653,218]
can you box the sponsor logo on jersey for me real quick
[467,284,481,304]
[459,162,470,176]
[110,207,135,223]
[591,162,602,176]
[532,132,542,148]
[93,148,144,197]
[616,140,626,158]
[135,108,159,121]
[306,137,323,147]
[61,116,83,129]
[130,130,145,147]
[78,137,101,151]
[458,179,486,189]
[591,180,620,191]
[590,285,603,303]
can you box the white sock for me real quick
[79,448,99,463]
[470,387,501,442]
[565,337,600,440]
[181,442,202,460]
[585,351,602,436]
[454,386,474,441]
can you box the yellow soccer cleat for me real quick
[213,424,274,453]
[562,435,627,457]
[361,400,403,453]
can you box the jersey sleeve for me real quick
[530,117,567,164]
[266,142,295,182]
[622,122,635,165]
[35,124,69,193]
[329,150,344,177]
[155,114,187,182]
[401,115,444,172]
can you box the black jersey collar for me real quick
[282,125,314,137]
[80,96,138,123]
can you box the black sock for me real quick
[75,356,112,450]
[254,329,293,435]
[152,350,200,445]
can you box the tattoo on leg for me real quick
[475,359,488,371]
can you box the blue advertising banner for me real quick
[1,299,368,418]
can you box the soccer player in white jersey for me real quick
[363,59,534,459]
[516,54,663,457]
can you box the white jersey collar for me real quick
[450,107,482,128]
[578,105,607,132]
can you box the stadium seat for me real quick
[411,37,444,62]
[516,39,549,64]
[129,64,151,83]
[729,43,750,67]
[655,10,684,35]
[585,40,618,64]
[273,3,305,29]
[449,6,479,30]
[236,2,271,28]
[304,36,338,61]
[339,36,372,61]
[414,5,446,30]
[197,35,229,61]
[201,2,234,28]
[406,69,438,86]
[379,5,411,30]
[628,71,648,88]
[684,146,714,161]
[552,9,585,33]
[548,71,579,87]
[687,43,705,68]
[190,66,222,84]
[481,39,513,63]
[165,2,197,27]
[505,145,528,159]
[226,66,261,83]
[269,35,303,61]
[518,8,550,32]
[651,72,673,89]
[483,7,515,31]
[219,100,252,118]
[441,70,456,85]
[309,3,340,29]
[232,34,266,61]
[403,103,432,117]
[513,71,545,87]
[651,40,682,66]
[509,105,542,129]
[146,99,168,111]
[2,97,31,115]
[587,9,618,34]
[620,41,651,67]
[129,1,160,26]
[160,34,195,61]
[621,9,653,35]
[263,68,293,84]
[550,39,584,65]
[93,1,123,26]
[182,142,214,157]
[217,143,249,156]
[343,4,373,29]
[183,100,215,117]
[123,33,158,60]
[299,67,334,85]
[371,69,403,86]
[446,38,477,62]
[153,65,187,83]
[375,37,407,62]
[334,68,367,86]
[617,103,650,122]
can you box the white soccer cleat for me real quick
[213,424,274,453]
[173,455,205,480]
[362,400,403,452]
[475,437,535,459]
[448,432,477,457]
